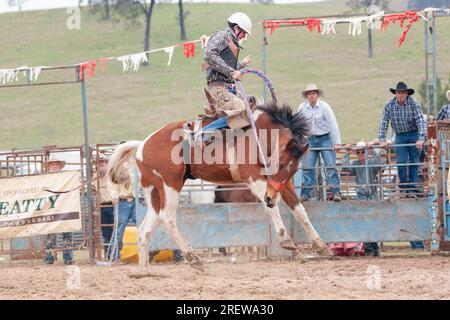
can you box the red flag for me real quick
[78,61,96,81]
[183,42,196,58]
[264,21,280,35]
[306,18,322,33]
[382,11,420,47]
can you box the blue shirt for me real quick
[378,96,426,142]
[297,99,341,145]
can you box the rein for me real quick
[43,175,100,194]
[235,68,283,192]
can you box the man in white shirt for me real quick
[297,84,342,201]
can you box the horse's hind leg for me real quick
[248,180,297,251]
[138,186,161,269]
[159,183,204,271]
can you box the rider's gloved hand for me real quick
[232,70,243,81]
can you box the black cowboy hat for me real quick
[389,81,414,95]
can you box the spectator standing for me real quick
[43,154,74,265]
[297,84,342,201]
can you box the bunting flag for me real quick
[348,18,363,36]
[0,68,19,85]
[164,46,175,66]
[117,52,148,72]
[1,8,446,86]
[306,18,322,33]
[200,35,210,49]
[0,66,44,85]
[78,61,96,80]
[382,11,420,47]
[264,21,280,35]
[262,9,429,47]
[183,42,196,58]
[321,20,337,35]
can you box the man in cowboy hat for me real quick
[380,81,426,250]
[42,154,74,265]
[195,12,252,142]
[437,90,450,120]
[297,83,342,201]
[378,81,426,201]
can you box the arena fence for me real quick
[1,120,449,264]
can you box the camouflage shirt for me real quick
[204,27,244,85]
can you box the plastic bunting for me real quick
[264,21,280,35]
[0,66,43,85]
[78,61,96,80]
[164,46,175,66]
[321,20,337,34]
[0,69,19,85]
[382,11,420,47]
[262,9,431,46]
[117,52,148,72]
[306,18,322,33]
[200,35,210,49]
[183,42,196,58]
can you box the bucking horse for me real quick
[106,72,333,271]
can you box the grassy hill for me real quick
[1,1,450,149]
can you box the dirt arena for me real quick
[0,247,449,300]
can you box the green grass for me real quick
[1,1,450,149]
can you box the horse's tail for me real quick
[107,141,141,187]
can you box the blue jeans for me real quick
[101,205,114,255]
[110,199,136,260]
[202,117,229,131]
[395,131,420,193]
[44,232,73,263]
[301,134,340,199]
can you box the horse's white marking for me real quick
[136,125,166,161]
[248,180,289,241]
[292,203,326,248]
[151,169,163,179]
[248,179,266,200]
[286,160,293,174]
[253,109,264,122]
[138,186,160,268]
[159,183,195,254]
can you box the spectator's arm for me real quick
[378,106,390,142]
[322,101,341,145]
[415,102,427,142]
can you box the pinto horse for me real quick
[107,103,332,270]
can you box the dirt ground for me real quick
[0,247,449,300]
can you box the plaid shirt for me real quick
[378,96,426,142]
[438,104,450,120]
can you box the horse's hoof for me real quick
[190,258,204,272]
[280,239,298,251]
[318,246,334,257]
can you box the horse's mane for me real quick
[256,103,310,159]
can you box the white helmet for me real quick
[228,12,252,36]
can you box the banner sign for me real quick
[0,171,82,239]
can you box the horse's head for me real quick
[255,103,310,207]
